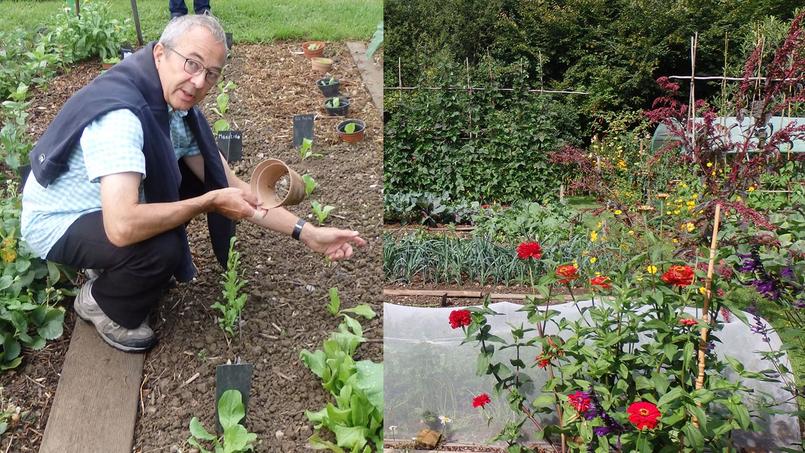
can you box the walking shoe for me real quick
[170,12,184,19]
[74,281,157,353]
[196,8,211,15]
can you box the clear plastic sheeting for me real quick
[383,301,800,450]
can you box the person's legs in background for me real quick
[193,0,211,15]
[168,0,188,18]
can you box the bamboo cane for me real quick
[693,203,722,428]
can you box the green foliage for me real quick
[0,182,67,371]
[211,237,248,339]
[384,56,580,204]
[300,288,382,452]
[299,138,321,160]
[302,174,317,197]
[311,201,335,225]
[326,97,340,108]
[383,232,587,286]
[0,84,32,170]
[384,191,478,226]
[186,389,258,453]
[48,1,130,63]
[343,122,357,134]
[212,81,236,135]
[472,201,582,244]
[385,0,801,135]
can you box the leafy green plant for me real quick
[211,80,236,135]
[0,84,32,171]
[299,138,321,160]
[323,77,338,86]
[311,201,335,225]
[344,122,357,134]
[384,191,478,225]
[302,174,317,197]
[326,97,340,108]
[48,1,129,63]
[187,389,257,453]
[0,181,67,371]
[211,236,247,339]
[300,288,382,452]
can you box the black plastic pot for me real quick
[225,32,233,50]
[324,97,350,116]
[317,77,340,97]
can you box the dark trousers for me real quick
[169,0,211,15]
[47,211,184,329]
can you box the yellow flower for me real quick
[686,201,695,207]
[698,287,707,295]
[711,170,716,176]
[595,271,601,276]
[736,196,743,202]
[748,186,755,192]
[673,209,680,215]
[1,248,15,264]
[628,230,635,235]
[675,198,682,203]
[614,209,622,215]
[596,222,603,229]
[647,265,658,274]
[590,231,598,242]
[692,194,699,199]
[680,183,688,188]
[673,238,679,243]
[666,211,672,215]
[617,159,627,170]
[706,162,713,168]
[686,222,695,233]
[590,257,597,264]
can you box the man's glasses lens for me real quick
[171,48,220,84]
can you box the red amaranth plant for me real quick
[645,11,805,229]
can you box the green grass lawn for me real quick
[0,0,381,43]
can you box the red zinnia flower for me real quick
[678,318,697,327]
[626,401,661,430]
[536,354,551,368]
[448,309,472,329]
[556,264,579,284]
[516,241,542,260]
[472,393,491,408]
[590,275,612,290]
[568,391,591,413]
[661,265,694,287]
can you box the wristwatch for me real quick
[292,219,306,240]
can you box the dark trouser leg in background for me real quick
[193,0,211,14]
[168,0,188,17]
[47,211,183,329]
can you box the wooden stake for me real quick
[693,203,722,427]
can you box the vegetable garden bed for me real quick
[0,41,383,452]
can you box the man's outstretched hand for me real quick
[301,225,367,261]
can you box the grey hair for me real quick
[159,14,228,50]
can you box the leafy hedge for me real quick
[384,58,581,204]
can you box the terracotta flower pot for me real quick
[250,159,306,208]
[336,119,366,144]
[302,41,325,58]
[311,57,333,74]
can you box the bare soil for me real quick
[0,41,382,453]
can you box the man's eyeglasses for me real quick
[166,47,222,85]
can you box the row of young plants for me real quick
[0,3,130,371]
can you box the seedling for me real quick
[298,138,321,160]
[327,97,340,108]
[301,174,317,196]
[212,80,237,135]
[326,287,340,315]
[211,236,247,339]
[325,77,337,85]
[307,43,320,51]
[344,122,357,134]
[310,201,335,225]
[187,389,257,453]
